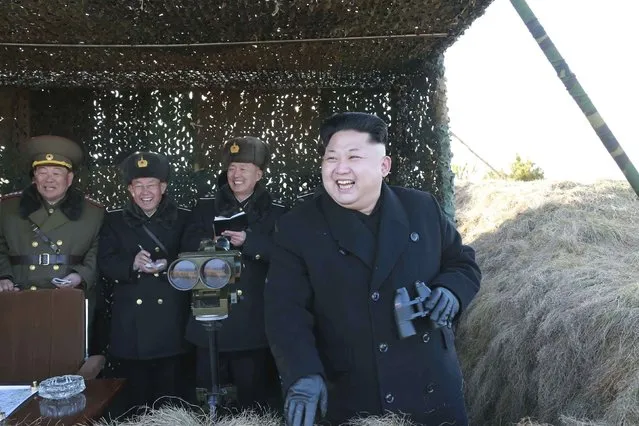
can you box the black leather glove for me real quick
[285,374,328,426]
[423,286,460,327]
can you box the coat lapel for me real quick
[370,184,409,290]
[27,207,49,228]
[321,193,375,269]
[37,208,71,233]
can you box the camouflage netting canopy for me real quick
[0,0,491,89]
[0,1,492,214]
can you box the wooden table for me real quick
[7,379,125,425]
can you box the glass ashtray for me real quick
[39,393,86,417]
[38,375,86,400]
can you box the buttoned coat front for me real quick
[97,197,191,360]
[0,185,104,290]
[265,184,481,425]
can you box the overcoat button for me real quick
[426,383,435,394]
[29,265,36,271]
[371,291,380,301]
[31,241,38,247]
[136,299,143,305]
[255,254,261,260]
[53,265,59,271]
[154,273,159,277]
[56,240,63,246]
[378,343,388,353]
[338,249,347,255]
[385,393,394,403]
[30,286,37,291]
[155,247,160,252]
[48,209,54,214]
[157,299,163,304]
[422,332,430,343]
[410,232,420,242]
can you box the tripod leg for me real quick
[203,321,221,419]
[208,329,218,417]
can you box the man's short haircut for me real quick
[318,112,388,155]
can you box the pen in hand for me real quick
[135,244,153,271]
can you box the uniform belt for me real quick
[9,254,83,266]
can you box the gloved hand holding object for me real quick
[285,374,327,426]
[394,281,461,337]
[423,286,460,327]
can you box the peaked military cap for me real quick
[25,135,84,170]
[120,151,171,184]
[221,136,270,170]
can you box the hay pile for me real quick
[94,406,417,426]
[455,179,639,426]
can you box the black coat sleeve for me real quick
[428,194,481,314]
[97,214,137,284]
[264,215,325,393]
[180,200,214,252]
[242,206,287,262]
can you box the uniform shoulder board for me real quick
[84,195,104,209]
[296,191,319,202]
[0,191,21,202]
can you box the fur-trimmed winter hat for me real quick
[120,151,170,184]
[221,136,270,170]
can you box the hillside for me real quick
[455,179,639,425]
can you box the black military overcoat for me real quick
[97,196,191,360]
[265,184,481,425]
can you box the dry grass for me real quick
[455,179,639,426]
[94,406,282,426]
[93,405,419,426]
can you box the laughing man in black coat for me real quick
[97,151,192,416]
[182,136,287,411]
[265,112,482,426]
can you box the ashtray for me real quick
[38,375,86,400]
[39,393,86,417]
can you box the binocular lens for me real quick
[201,258,232,289]
[168,260,199,290]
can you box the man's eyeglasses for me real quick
[131,183,161,192]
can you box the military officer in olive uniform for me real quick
[0,135,106,378]
[182,136,287,411]
[97,151,192,415]
[0,135,104,292]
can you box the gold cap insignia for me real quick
[137,156,148,168]
[45,154,54,160]
[230,143,240,154]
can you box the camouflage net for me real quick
[0,59,454,215]
[0,1,492,89]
